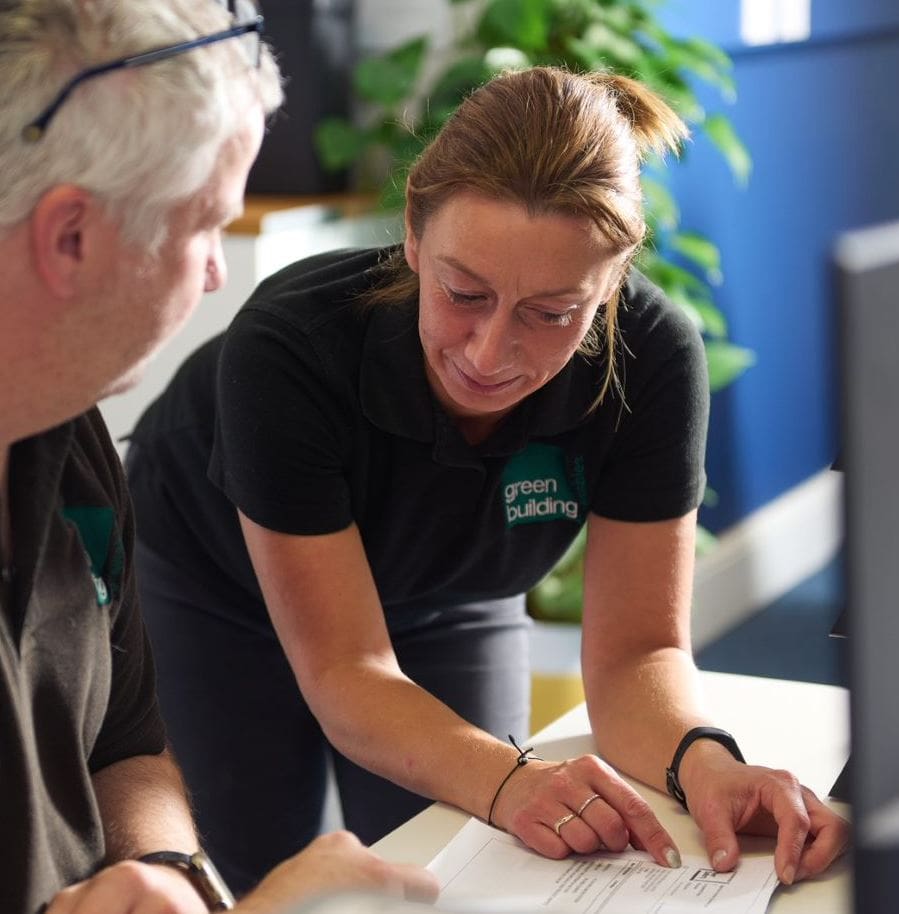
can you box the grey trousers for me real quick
[134,540,531,896]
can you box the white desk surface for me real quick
[373,671,851,913]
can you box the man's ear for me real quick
[29,185,95,297]
[403,207,420,274]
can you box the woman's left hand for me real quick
[681,750,850,884]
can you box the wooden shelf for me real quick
[228,192,378,236]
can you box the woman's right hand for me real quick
[492,753,682,869]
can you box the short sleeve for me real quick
[208,308,355,535]
[87,418,167,772]
[590,287,709,522]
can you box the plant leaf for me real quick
[354,37,429,107]
[702,114,752,186]
[636,250,711,297]
[641,176,679,231]
[426,54,495,124]
[705,340,756,391]
[658,36,736,100]
[695,523,718,557]
[689,298,729,339]
[478,0,552,53]
[484,46,533,72]
[313,118,369,171]
[671,231,723,284]
[578,22,645,67]
[682,35,733,72]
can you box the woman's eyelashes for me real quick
[533,308,576,327]
[445,287,487,305]
[443,284,579,328]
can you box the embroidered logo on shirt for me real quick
[62,506,124,606]
[501,444,585,527]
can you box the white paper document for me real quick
[428,819,779,914]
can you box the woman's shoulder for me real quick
[617,268,704,357]
[239,246,394,334]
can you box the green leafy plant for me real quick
[315,0,754,623]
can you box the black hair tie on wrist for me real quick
[487,735,542,827]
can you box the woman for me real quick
[127,67,847,894]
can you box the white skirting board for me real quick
[531,467,844,671]
[690,467,843,649]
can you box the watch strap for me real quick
[665,726,746,811]
[138,850,235,911]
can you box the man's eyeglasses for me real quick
[22,0,264,143]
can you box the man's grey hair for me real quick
[0,0,283,248]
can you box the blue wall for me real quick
[656,2,899,531]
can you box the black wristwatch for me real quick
[665,726,745,811]
[138,850,235,911]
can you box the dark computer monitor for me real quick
[836,219,899,911]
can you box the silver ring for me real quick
[576,793,601,816]
[554,812,577,836]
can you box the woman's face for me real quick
[405,191,623,435]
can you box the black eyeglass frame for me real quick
[22,13,264,143]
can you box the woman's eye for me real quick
[537,309,575,327]
[446,288,485,305]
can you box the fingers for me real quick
[794,789,851,882]
[44,861,205,914]
[585,765,681,868]
[506,756,680,869]
[252,830,438,909]
[697,806,742,875]
[550,808,609,856]
[390,862,441,903]
[693,766,850,885]
[757,770,811,884]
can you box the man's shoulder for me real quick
[65,409,129,507]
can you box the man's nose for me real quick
[204,237,227,293]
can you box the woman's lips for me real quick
[453,362,521,395]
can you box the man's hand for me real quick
[45,860,208,914]
[237,831,439,913]
[46,832,438,914]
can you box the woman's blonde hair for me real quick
[367,66,687,403]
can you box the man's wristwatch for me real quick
[665,726,746,811]
[138,850,235,911]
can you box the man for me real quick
[0,1,437,911]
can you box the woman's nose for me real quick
[465,311,516,376]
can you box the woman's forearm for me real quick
[583,645,710,792]
[308,657,523,819]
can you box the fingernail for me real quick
[781,864,796,886]
[665,847,682,869]
[712,849,728,869]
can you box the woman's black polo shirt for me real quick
[127,247,708,631]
